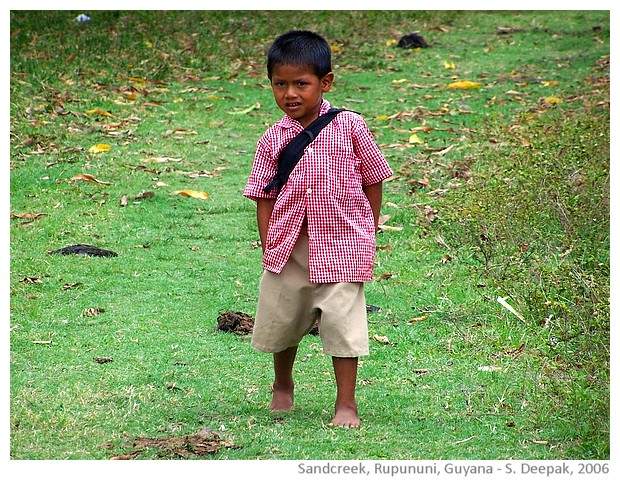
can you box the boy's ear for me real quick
[321,72,334,92]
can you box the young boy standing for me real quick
[243,30,393,428]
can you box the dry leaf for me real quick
[408,133,424,144]
[376,273,393,281]
[447,80,482,90]
[20,276,43,284]
[82,307,105,317]
[372,334,390,344]
[497,296,525,322]
[408,315,429,324]
[443,61,456,70]
[86,108,114,117]
[11,212,45,220]
[542,96,563,105]
[70,173,112,185]
[228,102,260,115]
[88,143,112,153]
[141,157,182,163]
[173,190,209,200]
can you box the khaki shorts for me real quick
[251,233,369,357]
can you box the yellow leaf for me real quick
[173,190,209,200]
[409,133,424,144]
[542,80,560,87]
[144,40,153,48]
[86,108,114,117]
[70,173,112,185]
[386,39,397,46]
[376,115,390,121]
[447,80,482,90]
[444,61,456,70]
[88,143,111,153]
[392,78,409,84]
[330,45,343,53]
[543,96,563,105]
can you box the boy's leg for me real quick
[270,346,298,412]
[330,356,360,428]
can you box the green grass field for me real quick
[9,10,609,463]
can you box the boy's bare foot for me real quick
[329,404,360,428]
[269,386,294,412]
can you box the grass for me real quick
[9,10,609,463]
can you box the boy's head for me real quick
[267,30,332,80]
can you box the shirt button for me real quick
[306,188,312,194]
[307,147,314,154]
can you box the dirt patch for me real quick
[216,310,319,336]
[216,310,255,335]
[111,427,240,459]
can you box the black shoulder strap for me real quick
[263,108,346,194]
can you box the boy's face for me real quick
[270,63,334,128]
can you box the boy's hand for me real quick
[256,198,276,252]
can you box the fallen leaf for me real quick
[172,190,209,200]
[373,334,390,344]
[70,173,112,185]
[228,102,260,115]
[497,296,525,322]
[542,96,563,105]
[82,307,105,317]
[11,212,45,220]
[444,61,456,69]
[376,273,393,281]
[163,129,197,138]
[140,157,182,163]
[542,80,560,87]
[94,356,113,364]
[86,108,114,117]
[408,315,429,324]
[408,133,425,144]
[62,282,84,290]
[19,276,43,284]
[88,143,112,153]
[447,80,482,89]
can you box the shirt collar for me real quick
[275,99,331,129]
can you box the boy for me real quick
[243,30,393,428]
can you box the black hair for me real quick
[267,30,332,80]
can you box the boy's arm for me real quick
[256,198,276,252]
[362,181,383,232]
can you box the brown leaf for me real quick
[408,315,429,324]
[71,173,112,185]
[11,212,45,220]
[82,307,105,317]
[94,356,113,364]
[376,273,393,281]
[19,276,43,284]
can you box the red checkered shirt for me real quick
[244,100,393,283]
